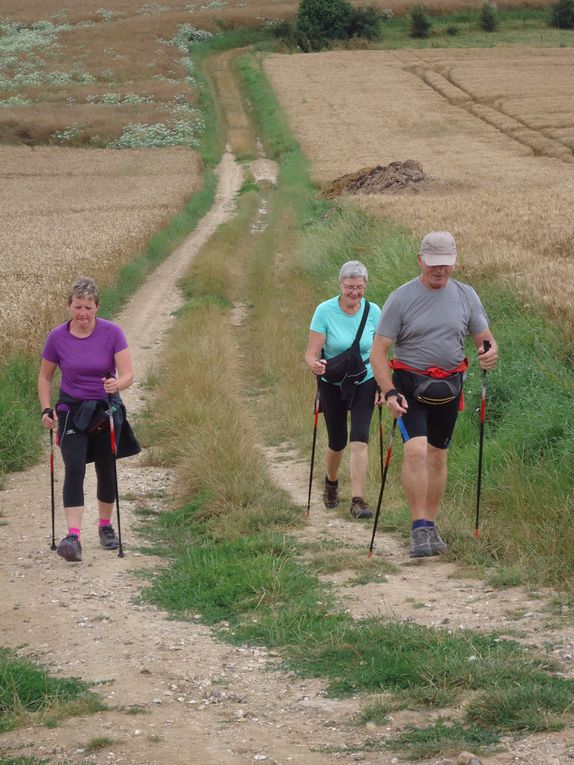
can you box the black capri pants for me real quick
[57,409,116,508]
[319,377,377,452]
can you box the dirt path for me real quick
[2,50,574,765]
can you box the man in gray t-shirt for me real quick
[370,231,498,559]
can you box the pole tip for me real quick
[473,528,480,539]
[50,543,57,550]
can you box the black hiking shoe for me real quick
[323,477,339,509]
[350,497,373,519]
[57,534,82,562]
[409,527,433,558]
[428,526,448,555]
[99,525,119,550]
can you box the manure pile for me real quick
[323,160,441,198]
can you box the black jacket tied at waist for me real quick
[56,391,141,462]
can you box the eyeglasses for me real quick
[342,284,366,294]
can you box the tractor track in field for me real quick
[2,48,574,765]
[394,51,574,163]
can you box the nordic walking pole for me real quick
[474,340,491,539]
[368,398,402,558]
[378,398,384,482]
[48,410,57,550]
[306,383,320,515]
[106,374,125,557]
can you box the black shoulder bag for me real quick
[322,301,371,404]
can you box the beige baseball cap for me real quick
[419,231,457,266]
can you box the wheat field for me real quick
[264,48,574,329]
[0,1,210,355]
[0,145,201,353]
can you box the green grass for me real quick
[339,7,573,48]
[141,495,574,753]
[84,736,117,752]
[0,648,105,733]
[0,356,43,482]
[386,719,501,760]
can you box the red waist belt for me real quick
[389,358,469,410]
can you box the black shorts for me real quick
[318,377,377,452]
[393,370,460,450]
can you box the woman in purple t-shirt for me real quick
[38,277,134,563]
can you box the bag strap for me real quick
[351,300,370,348]
[320,300,371,360]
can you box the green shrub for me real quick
[550,0,574,28]
[296,0,354,48]
[348,5,383,40]
[446,23,459,35]
[479,1,499,31]
[410,4,432,37]
[271,19,313,49]
[296,0,382,49]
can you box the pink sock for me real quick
[68,527,81,538]
[99,518,112,528]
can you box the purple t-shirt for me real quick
[42,318,128,400]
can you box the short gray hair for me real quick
[339,260,368,283]
[68,277,99,305]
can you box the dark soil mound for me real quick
[323,160,440,198]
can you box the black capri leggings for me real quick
[57,411,116,508]
[319,377,377,452]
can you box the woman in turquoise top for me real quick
[305,261,382,519]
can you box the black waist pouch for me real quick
[394,369,463,406]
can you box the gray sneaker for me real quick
[57,534,82,562]
[99,525,119,550]
[428,526,448,555]
[409,526,433,558]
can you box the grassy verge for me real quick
[0,357,44,481]
[374,7,574,48]
[137,46,574,758]
[141,495,574,760]
[0,647,104,734]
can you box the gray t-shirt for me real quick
[376,277,489,369]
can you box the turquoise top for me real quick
[310,296,381,382]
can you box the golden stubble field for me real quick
[264,47,574,329]
[0,145,201,353]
